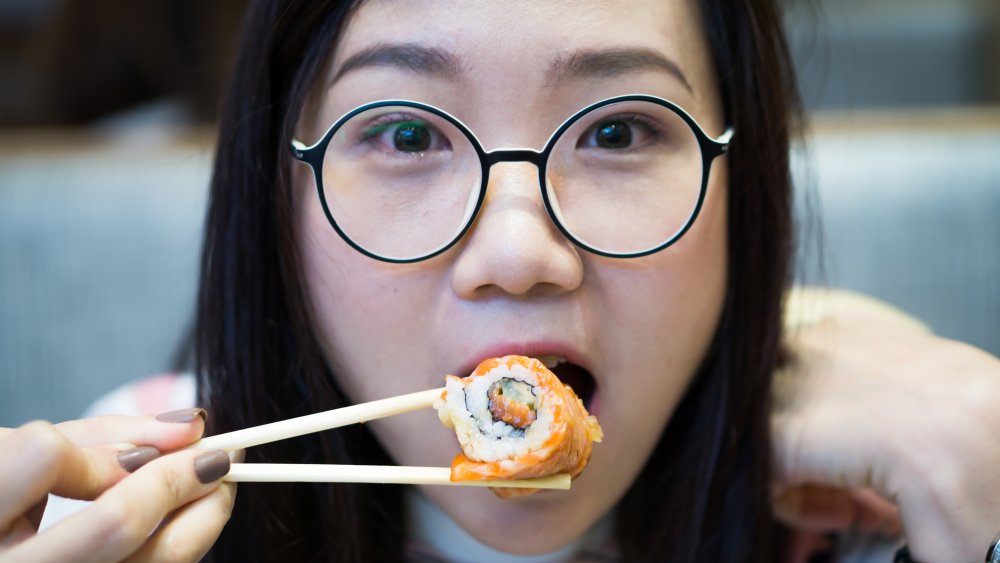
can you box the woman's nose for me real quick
[449,163,584,298]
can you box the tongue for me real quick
[550,362,597,410]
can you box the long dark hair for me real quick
[195,0,800,560]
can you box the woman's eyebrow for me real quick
[328,43,692,95]
[549,47,693,94]
[329,42,464,86]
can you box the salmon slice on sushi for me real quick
[434,355,603,497]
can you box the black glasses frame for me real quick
[291,94,733,263]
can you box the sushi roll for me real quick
[434,355,603,497]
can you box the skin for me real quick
[773,291,1000,562]
[0,415,237,562]
[295,0,729,554]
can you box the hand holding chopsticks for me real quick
[190,388,571,490]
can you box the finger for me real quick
[1,517,35,549]
[122,481,237,563]
[25,497,47,533]
[128,449,243,558]
[771,405,895,494]
[849,488,901,536]
[785,530,834,563]
[0,422,144,531]
[229,449,246,464]
[773,484,903,537]
[55,409,207,450]
[5,449,230,563]
[773,484,856,531]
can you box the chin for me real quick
[476,498,592,554]
[422,470,610,555]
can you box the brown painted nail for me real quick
[155,408,207,424]
[194,450,230,484]
[117,446,160,473]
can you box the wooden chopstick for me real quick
[192,388,443,451]
[223,464,571,489]
[194,387,573,490]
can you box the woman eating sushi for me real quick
[2,1,1000,561]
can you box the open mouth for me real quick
[537,355,598,413]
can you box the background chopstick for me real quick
[193,388,443,451]
[223,464,572,489]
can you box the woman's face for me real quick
[295,0,728,554]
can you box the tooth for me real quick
[537,355,566,368]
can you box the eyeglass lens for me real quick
[320,100,703,261]
[546,100,702,255]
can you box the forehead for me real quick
[339,0,700,51]
[314,0,721,141]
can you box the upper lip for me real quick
[453,340,593,379]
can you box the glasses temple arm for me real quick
[715,127,734,146]
[290,139,308,160]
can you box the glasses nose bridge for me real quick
[474,147,557,235]
[485,148,544,168]
[481,148,546,203]
[479,147,549,212]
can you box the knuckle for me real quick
[149,491,234,563]
[150,455,197,509]
[212,484,238,521]
[128,455,199,515]
[98,497,149,548]
[164,464,191,509]
[20,420,66,464]
[157,535,198,563]
[76,416,114,440]
[21,419,59,443]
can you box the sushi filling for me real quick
[487,378,537,429]
[435,357,570,461]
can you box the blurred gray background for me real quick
[1,0,999,427]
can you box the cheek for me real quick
[295,182,450,403]
[644,163,727,350]
[595,161,728,448]
[296,191,463,468]
[606,157,726,336]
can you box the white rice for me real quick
[435,362,556,462]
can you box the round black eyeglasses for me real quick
[291,94,733,263]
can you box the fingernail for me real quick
[117,446,160,473]
[155,408,207,424]
[194,450,230,484]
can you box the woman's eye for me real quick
[593,121,632,149]
[578,117,660,151]
[392,123,431,152]
[361,118,450,154]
